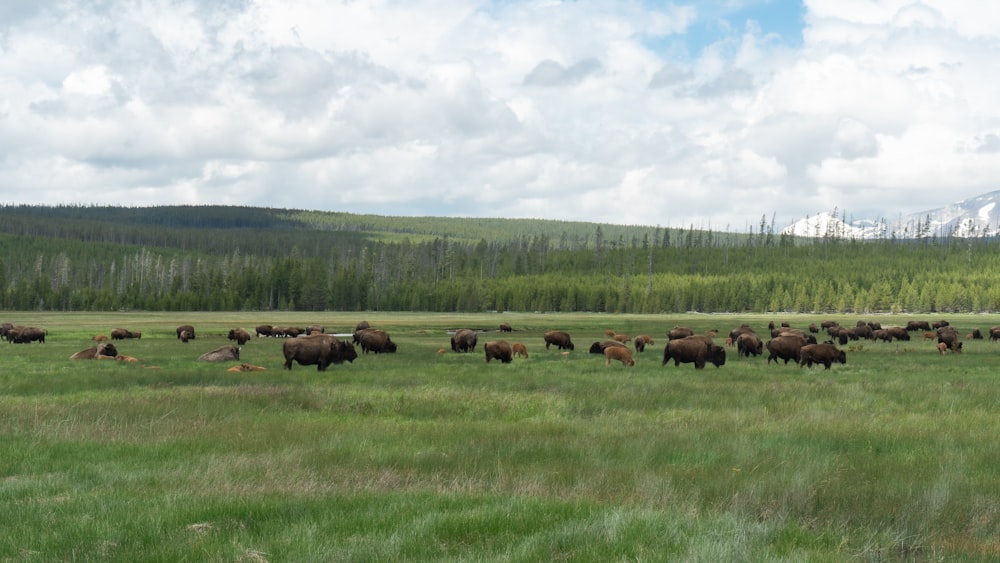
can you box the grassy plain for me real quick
[2,311,1000,561]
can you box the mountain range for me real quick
[781,190,1000,239]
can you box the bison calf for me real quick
[604,346,635,367]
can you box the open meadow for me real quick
[2,311,1000,561]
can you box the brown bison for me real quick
[885,326,910,341]
[906,320,932,332]
[633,335,654,352]
[355,320,371,332]
[604,346,635,367]
[512,342,528,358]
[936,327,961,351]
[178,330,193,343]
[228,328,252,345]
[484,340,513,363]
[70,342,118,360]
[283,335,357,371]
[990,326,1000,342]
[255,325,274,337]
[176,325,196,341]
[766,334,808,365]
[92,334,109,342]
[451,329,479,353]
[198,345,241,362]
[736,332,763,358]
[589,340,627,354]
[10,326,45,343]
[662,336,726,369]
[728,325,756,342]
[667,327,694,340]
[111,328,140,340]
[359,329,397,354]
[543,330,574,351]
[499,322,513,332]
[798,343,846,370]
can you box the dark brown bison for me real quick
[871,329,892,343]
[543,330,574,351]
[176,325,196,341]
[736,332,763,358]
[604,346,635,367]
[178,330,193,343]
[10,326,45,343]
[990,326,1000,342]
[255,325,274,337]
[484,340,513,363]
[198,345,241,362]
[589,340,627,354]
[970,328,983,340]
[70,342,118,360]
[820,320,839,329]
[906,320,932,332]
[359,329,397,354]
[936,327,961,351]
[451,329,479,353]
[633,335,654,352]
[228,328,252,345]
[798,343,846,369]
[766,334,808,365]
[512,343,528,358]
[355,320,371,332]
[109,329,133,342]
[885,326,910,341]
[667,327,694,340]
[853,324,873,340]
[283,335,357,371]
[662,336,726,369]
[932,320,950,329]
[499,322,513,332]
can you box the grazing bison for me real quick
[255,325,274,337]
[512,342,528,358]
[936,327,961,351]
[604,346,635,367]
[612,333,631,344]
[798,343,846,370]
[228,328,252,345]
[451,329,479,353]
[10,326,45,343]
[484,340,513,363]
[937,342,949,355]
[667,327,694,340]
[178,330,193,343]
[359,329,397,354]
[906,320,932,332]
[633,335,654,352]
[111,328,140,340]
[198,345,241,362]
[176,325,196,341]
[662,336,726,369]
[932,320,950,329]
[499,322,513,333]
[283,335,357,371]
[736,332,764,358]
[766,334,808,365]
[990,326,1000,342]
[70,342,118,360]
[885,326,910,341]
[589,340,627,354]
[543,330,574,351]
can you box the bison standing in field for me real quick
[936,326,961,352]
[632,335,654,352]
[499,322,513,332]
[885,326,910,341]
[358,329,397,354]
[798,343,846,370]
[10,326,45,343]
[906,320,932,332]
[604,346,635,367]
[512,342,528,358]
[543,330,574,351]
[70,342,118,360]
[283,335,357,371]
[484,340,513,363]
[589,340,627,354]
[176,325,196,341]
[766,334,808,365]
[228,328,252,345]
[451,329,479,353]
[736,332,763,358]
[662,335,726,369]
[990,326,1000,342]
[198,345,241,362]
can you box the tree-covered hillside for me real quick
[1,204,997,313]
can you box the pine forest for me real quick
[1,204,998,314]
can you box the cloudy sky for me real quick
[2,0,999,231]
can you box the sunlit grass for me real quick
[2,312,1000,559]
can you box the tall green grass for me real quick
[2,312,999,560]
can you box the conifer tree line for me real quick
[1,205,999,313]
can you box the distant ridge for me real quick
[782,190,1000,239]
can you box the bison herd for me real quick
[2,317,989,373]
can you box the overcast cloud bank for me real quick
[1,1,999,231]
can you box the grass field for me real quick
[2,311,1000,561]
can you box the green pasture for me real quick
[2,311,1000,561]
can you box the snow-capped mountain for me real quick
[781,190,1000,239]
